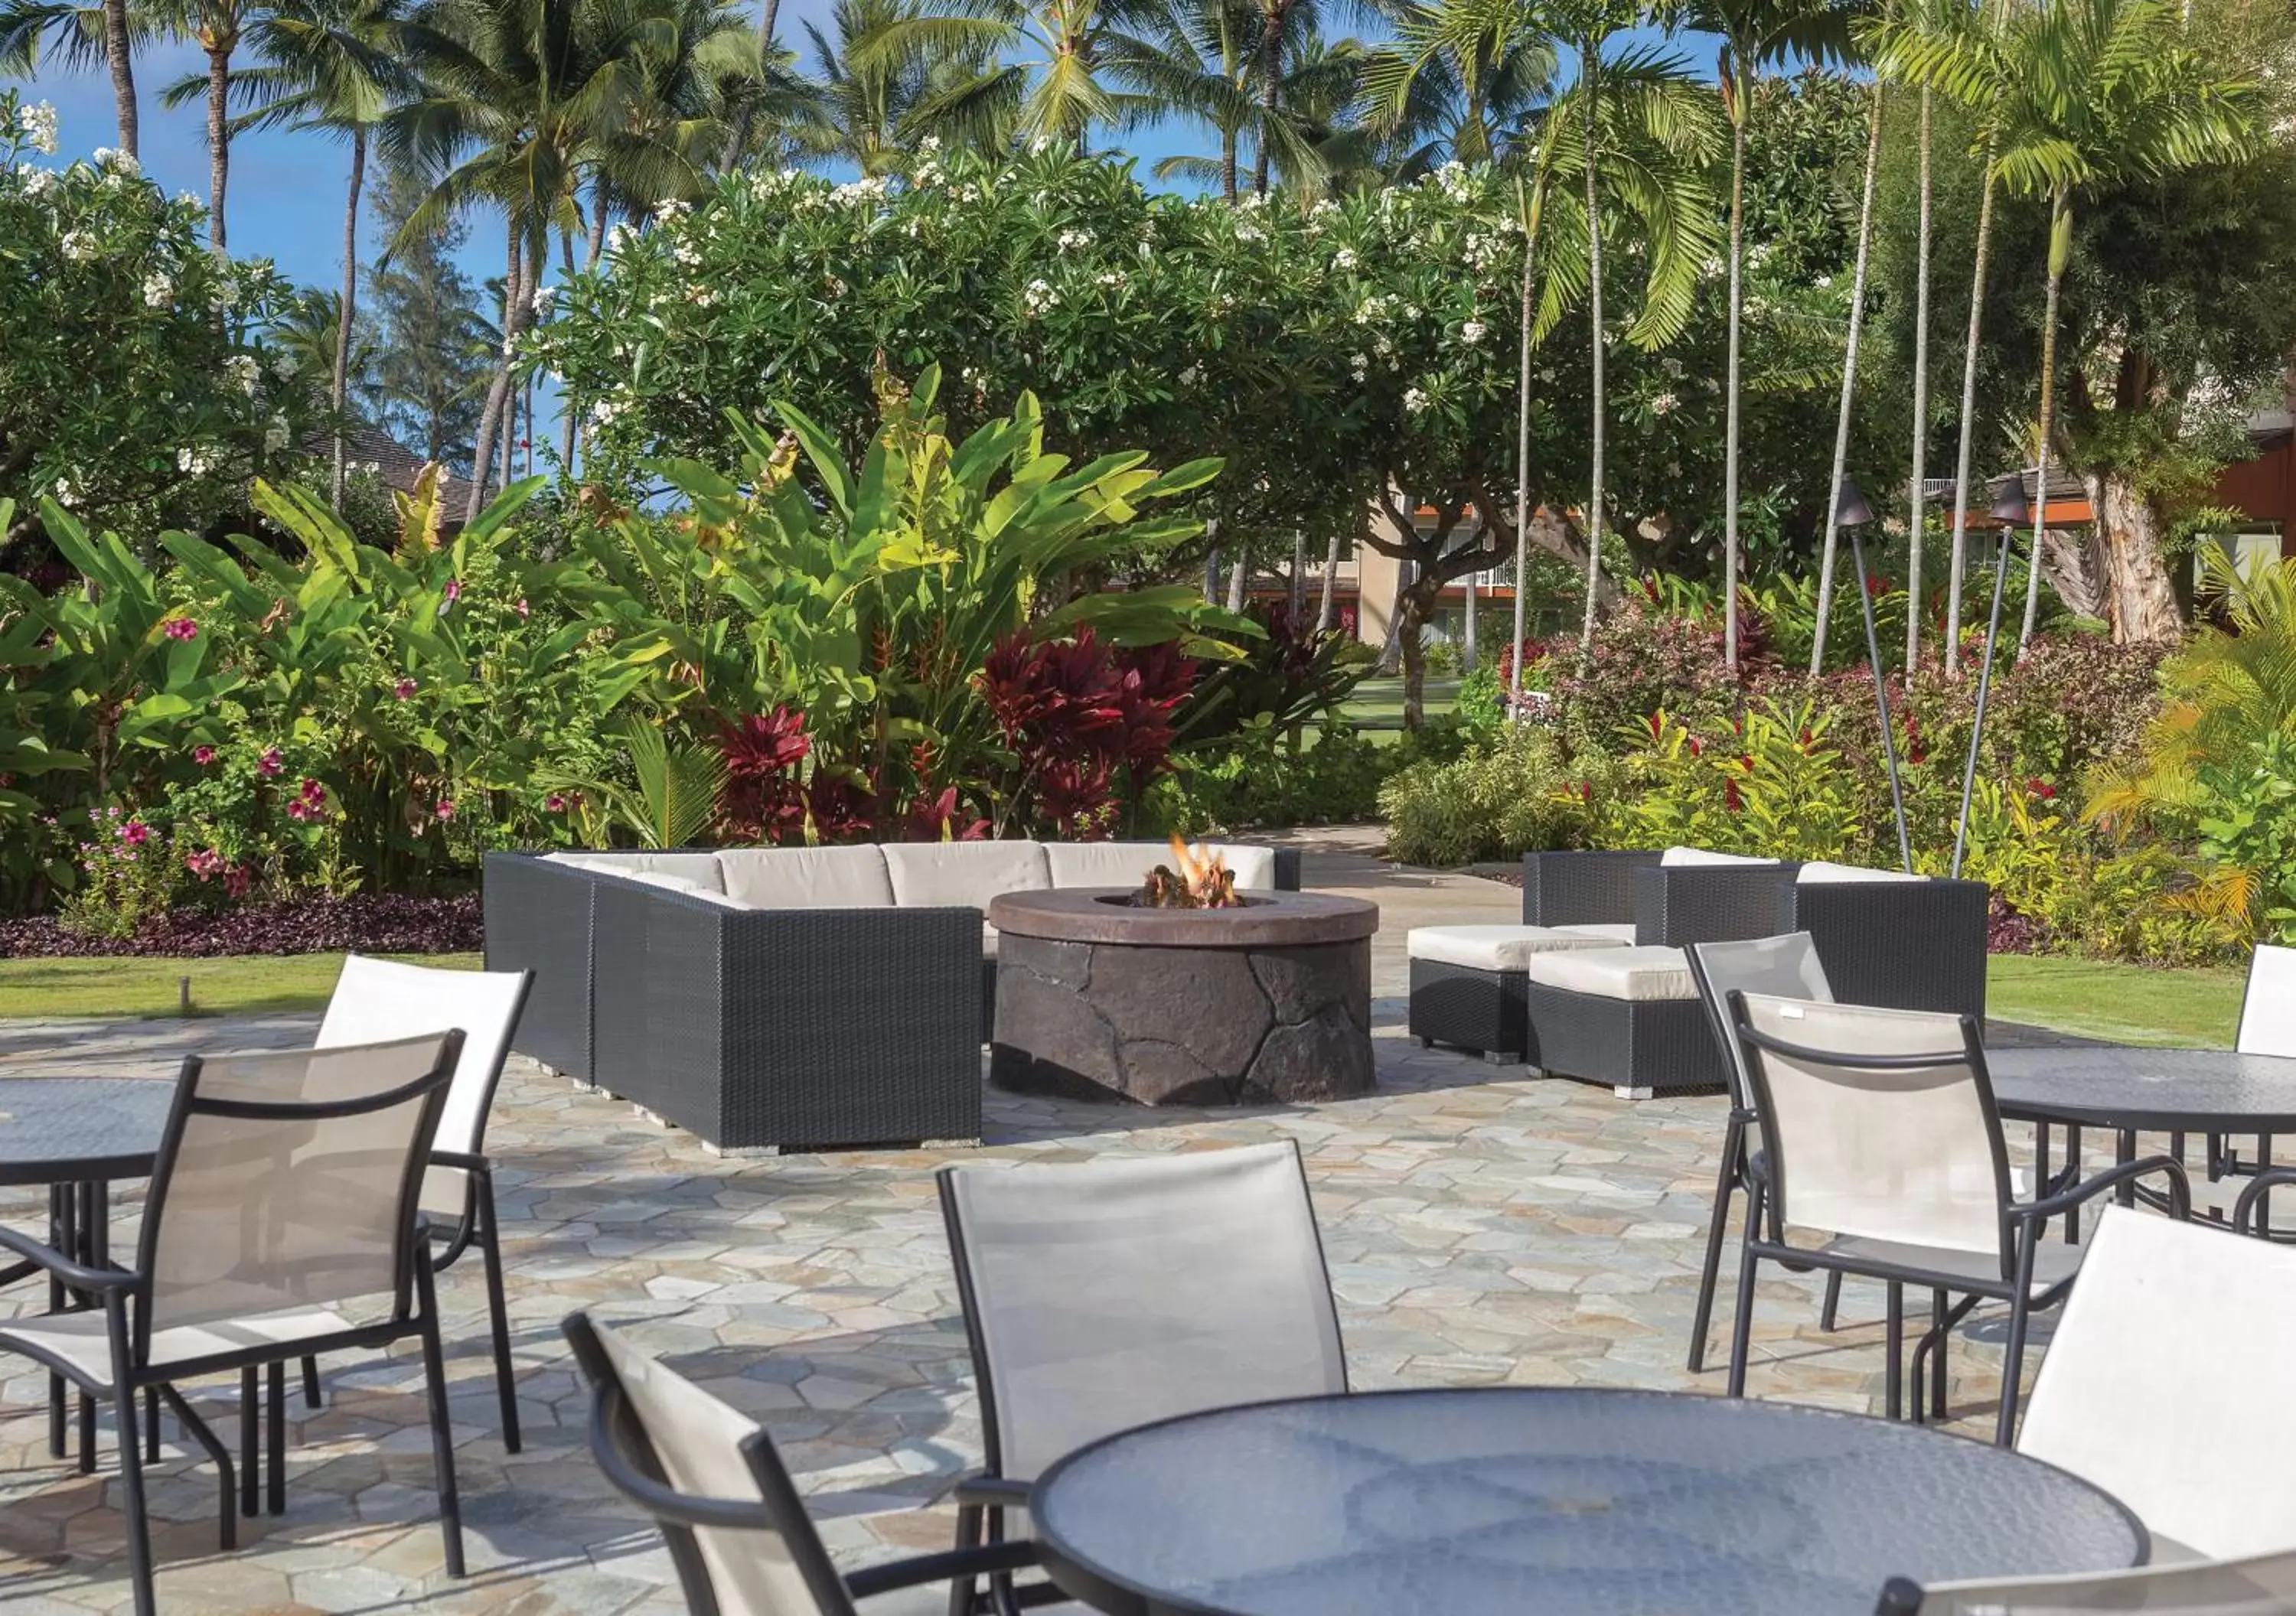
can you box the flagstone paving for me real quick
[0,840,2085,1614]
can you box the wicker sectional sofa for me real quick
[482,840,1299,1151]
[1408,847,1989,1096]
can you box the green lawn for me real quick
[0,953,481,1020]
[1986,954,2245,1047]
[1342,676,1461,736]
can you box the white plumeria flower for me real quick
[1177,364,1199,386]
[18,101,59,155]
[1403,387,1430,415]
[227,354,260,394]
[1651,391,1679,416]
[177,446,214,475]
[1056,226,1092,251]
[919,134,942,153]
[1332,247,1358,270]
[655,197,690,223]
[51,477,77,507]
[271,351,298,379]
[21,166,55,197]
[58,230,96,262]
[263,414,290,453]
[1459,320,1486,346]
[142,271,173,308]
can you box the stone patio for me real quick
[0,836,2079,1615]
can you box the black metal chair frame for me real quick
[1724,995,2190,1445]
[934,1141,1345,1616]
[564,1311,1039,1616]
[0,1038,470,1616]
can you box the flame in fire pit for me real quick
[1133,835,1242,909]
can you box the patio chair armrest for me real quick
[845,1539,1040,1600]
[0,1223,136,1292]
[2233,1168,2296,1235]
[2014,1154,2189,1223]
[948,1474,1032,1508]
[1521,850,1657,927]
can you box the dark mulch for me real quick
[0,894,484,960]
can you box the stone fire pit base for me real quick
[987,890,1378,1107]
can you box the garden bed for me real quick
[0,894,483,960]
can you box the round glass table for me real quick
[1031,1388,2147,1616]
[1987,1047,2296,1135]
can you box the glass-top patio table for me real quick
[1030,1387,2145,1616]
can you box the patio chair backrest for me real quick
[2017,1207,2296,1559]
[315,954,532,1220]
[139,1033,459,1346]
[1877,1545,2296,1616]
[1687,933,1834,1112]
[564,1311,851,1616]
[1731,994,2010,1263]
[2238,944,2296,1057]
[938,1141,1346,1481]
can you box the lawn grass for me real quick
[1986,954,2245,1048]
[1341,676,1461,735]
[0,952,481,1021]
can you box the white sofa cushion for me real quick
[543,850,729,891]
[1522,945,1698,1002]
[1660,847,1779,868]
[622,870,747,908]
[716,846,895,908]
[1409,925,1631,972]
[1043,841,1279,892]
[1555,922,1639,944]
[882,841,1052,909]
[1797,860,1926,884]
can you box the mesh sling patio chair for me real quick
[564,1311,1040,1616]
[1724,994,2190,1445]
[2183,945,2296,1235]
[935,1141,1347,1616]
[2014,1206,2296,1560]
[1876,1546,2296,1616]
[305,955,536,1449]
[0,1033,468,1616]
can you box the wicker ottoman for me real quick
[1519,945,1728,1098]
[1407,925,1632,1061]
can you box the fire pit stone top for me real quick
[987,888,1379,949]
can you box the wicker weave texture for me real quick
[1408,960,1525,1057]
[1635,864,1801,947]
[1782,878,1990,1018]
[481,853,597,1080]
[1520,851,1658,927]
[1521,981,1725,1093]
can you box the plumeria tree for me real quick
[0,91,317,555]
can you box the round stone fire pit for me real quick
[987,888,1378,1107]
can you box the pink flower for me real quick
[119,819,149,845]
[544,793,566,813]
[186,848,224,881]
[286,800,309,820]
[514,597,530,619]
[435,799,455,822]
[192,744,216,766]
[162,617,198,641]
[257,747,283,777]
[443,578,462,602]
[223,865,251,898]
[393,678,418,701]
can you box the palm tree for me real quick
[1805,72,1880,674]
[1362,0,1558,168]
[1889,0,2258,653]
[0,0,144,156]
[1665,0,1854,671]
[1124,0,1352,200]
[852,0,1159,152]
[797,0,958,170]
[228,0,408,503]
[154,0,266,252]
[390,0,730,518]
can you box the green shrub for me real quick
[1380,728,1600,865]
[1456,662,1505,733]
[1151,722,1393,832]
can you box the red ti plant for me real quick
[976,629,1194,838]
[716,706,813,843]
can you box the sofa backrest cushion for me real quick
[1043,841,1280,893]
[1660,847,1779,868]
[543,850,728,891]
[882,841,1052,910]
[621,869,748,907]
[716,846,895,908]
[1797,860,1926,885]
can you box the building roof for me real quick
[326,422,480,520]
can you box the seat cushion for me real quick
[1521,945,1697,1002]
[543,850,728,891]
[1660,847,1779,868]
[716,846,895,908]
[882,841,1052,908]
[0,1303,364,1390]
[1042,841,1278,892]
[1797,860,1926,884]
[1555,922,1639,944]
[1408,925,1630,972]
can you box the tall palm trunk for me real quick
[1289,529,1306,622]
[331,127,367,508]
[1226,555,1248,611]
[1577,41,1606,654]
[1807,79,1883,674]
[103,0,136,158]
[2018,187,2070,653]
[1721,72,1746,671]
[204,26,233,253]
[1317,529,1341,631]
[1942,150,1999,678]
[1511,173,1544,705]
[1252,5,1281,197]
[466,227,527,520]
[1904,88,1933,670]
